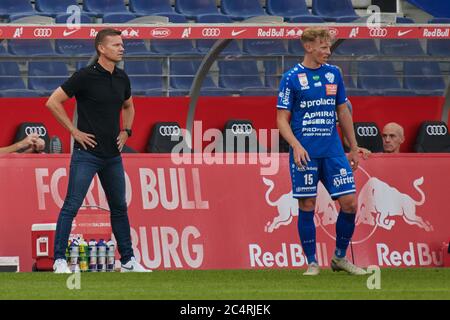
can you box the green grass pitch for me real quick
[0,269,449,300]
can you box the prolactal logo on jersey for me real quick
[313,75,320,81]
[299,98,335,109]
[333,168,355,188]
[325,72,335,83]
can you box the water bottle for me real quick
[106,240,115,272]
[88,239,97,272]
[96,239,107,272]
[79,239,89,272]
[68,238,80,273]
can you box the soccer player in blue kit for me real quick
[277,27,367,276]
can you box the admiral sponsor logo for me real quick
[369,27,388,37]
[257,28,285,37]
[201,28,220,37]
[151,28,171,38]
[423,28,449,38]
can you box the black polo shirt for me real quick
[61,62,131,158]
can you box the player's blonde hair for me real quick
[301,27,332,44]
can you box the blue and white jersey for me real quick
[277,63,348,158]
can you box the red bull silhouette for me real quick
[356,176,432,232]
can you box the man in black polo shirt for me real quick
[46,29,150,273]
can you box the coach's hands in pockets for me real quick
[72,128,97,150]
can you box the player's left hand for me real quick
[347,149,360,171]
[117,131,128,152]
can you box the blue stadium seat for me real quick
[0,0,37,19]
[169,60,218,94]
[427,18,450,56]
[129,0,174,16]
[0,89,42,97]
[266,0,312,20]
[124,60,164,96]
[312,0,359,21]
[102,12,137,22]
[175,0,220,20]
[357,61,412,96]
[330,60,356,88]
[83,0,129,18]
[55,13,95,57]
[8,40,56,56]
[150,14,200,55]
[333,39,379,56]
[243,39,287,56]
[196,14,242,55]
[35,0,79,17]
[263,60,279,89]
[380,17,425,56]
[102,13,150,56]
[220,0,266,21]
[404,62,446,96]
[0,62,27,90]
[28,61,70,96]
[218,60,265,92]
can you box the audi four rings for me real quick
[357,126,378,137]
[426,125,447,136]
[369,28,388,37]
[33,28,52,37]
[231,124,253,135]
[25,126,47,136]
[201,28,221,37]
[159,126,181,136]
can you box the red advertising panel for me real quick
[0,153,448,271]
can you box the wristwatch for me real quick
[122,128,132,137]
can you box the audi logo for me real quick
[369,27,388,37]
[159,126,180,136]
[202,28,221,37]
[33,28,52,38]
[25,126,47,137]
[231,124,253,135]
[426,125,447,136]
[357,126,378,137]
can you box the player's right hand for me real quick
[293,144,310,168]
[72,128,97,150]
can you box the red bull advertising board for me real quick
[0,153,448,271]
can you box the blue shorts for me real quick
[289,153,356,200]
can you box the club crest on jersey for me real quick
[298,73,309,87]
[325,72,335,83]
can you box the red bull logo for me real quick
[262,166,433,244]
